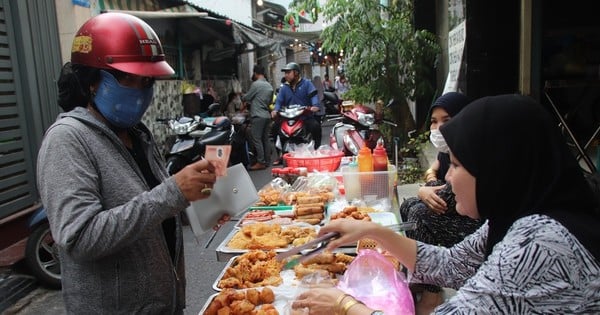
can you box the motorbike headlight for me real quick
[357,112,375,127]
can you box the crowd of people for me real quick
[38,11,599,315]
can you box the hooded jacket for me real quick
[37,107,189,314]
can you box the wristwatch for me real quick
[371,311,385,315]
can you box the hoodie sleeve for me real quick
[36,121,189,261]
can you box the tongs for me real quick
[276,232,340,270]
[276,221,418,270]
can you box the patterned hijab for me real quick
[440,94,600,261]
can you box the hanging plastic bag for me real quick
[231,76,242,94]
[337,249,414,315]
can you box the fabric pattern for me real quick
[411,215,600,314]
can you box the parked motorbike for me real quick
[25,206,61,289]
[229,111,255,167]
[157,113,234,175]
[328,101,397,156]
[322,91,342,115]
[274,104,313,154]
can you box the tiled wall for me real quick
[142,80,182,156]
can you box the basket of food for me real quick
[283,151,344,172]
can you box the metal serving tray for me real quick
[215,223,318,262]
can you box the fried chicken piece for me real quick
[301,251,335,265]
[204,299,222,315]
[218,277,243,289]
[245,289,260,305]
[230,300,255,315]
[334,253,355,264]
[217,306,232,315]
[259,287,275,304]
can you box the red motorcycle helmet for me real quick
[70,12,174,77]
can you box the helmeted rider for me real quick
[271,62,323,155]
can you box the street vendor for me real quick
[293,94,600,314]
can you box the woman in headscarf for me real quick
[292,94,600,314]
[399,92,483,314]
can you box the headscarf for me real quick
[429,92,471,178]
[428,92,471,118]
[440,94,600,261]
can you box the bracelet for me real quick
[335,294,351,313]
[341,298,363,315]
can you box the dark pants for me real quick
[249,116,272,165]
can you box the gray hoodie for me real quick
[37,107,190,314]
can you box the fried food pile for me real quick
[203,287,278,315]
[293,251,354,280]
[218,250,283,289]
[227,223,316,250]
[330,206,375,221]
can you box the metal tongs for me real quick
[276,232,341,270]
[276,221,418,270]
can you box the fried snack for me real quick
[218,250,283,289]
[259,287,275,304]
[293,264,330,279]
[292,251,355,280]
[216,306,231,315]
[230,300,255,314]
[204,287,279,315]
[295,206,324,216]
[295,213,324,220]
[330,206,372,221]
[297,196,322,204]
[301,251,335,265]
[294,218,321,225]
[245,289,260,305]
[256,187,284,206]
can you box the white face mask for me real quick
[429,128,449,153]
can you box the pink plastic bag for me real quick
[337,249,415,315]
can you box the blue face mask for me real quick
[94,70,154,129]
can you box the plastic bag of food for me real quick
[255,177,291,206]
[337,249,414,315]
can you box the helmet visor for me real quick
[109,60,174,78]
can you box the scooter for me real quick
[322,91,342,115]
[328,101,397,156]
[157,113,234,175]
[274,104,313,155]
[229,111,255,167]
[25,206,61,289]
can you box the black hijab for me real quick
[429,92,471,178]
[440,94,600,261]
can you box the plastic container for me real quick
[283,151,344,172]
[372,139,389,172]
[342,158,361,201]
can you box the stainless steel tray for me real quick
[212,255,301,291]
[215,223,318,262]
[198,285,306,315]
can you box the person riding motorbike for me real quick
[271,62,322,163]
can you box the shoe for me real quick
[249,163,266,171]
[272,159,282,166]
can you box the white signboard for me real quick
[443,20,466,94]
